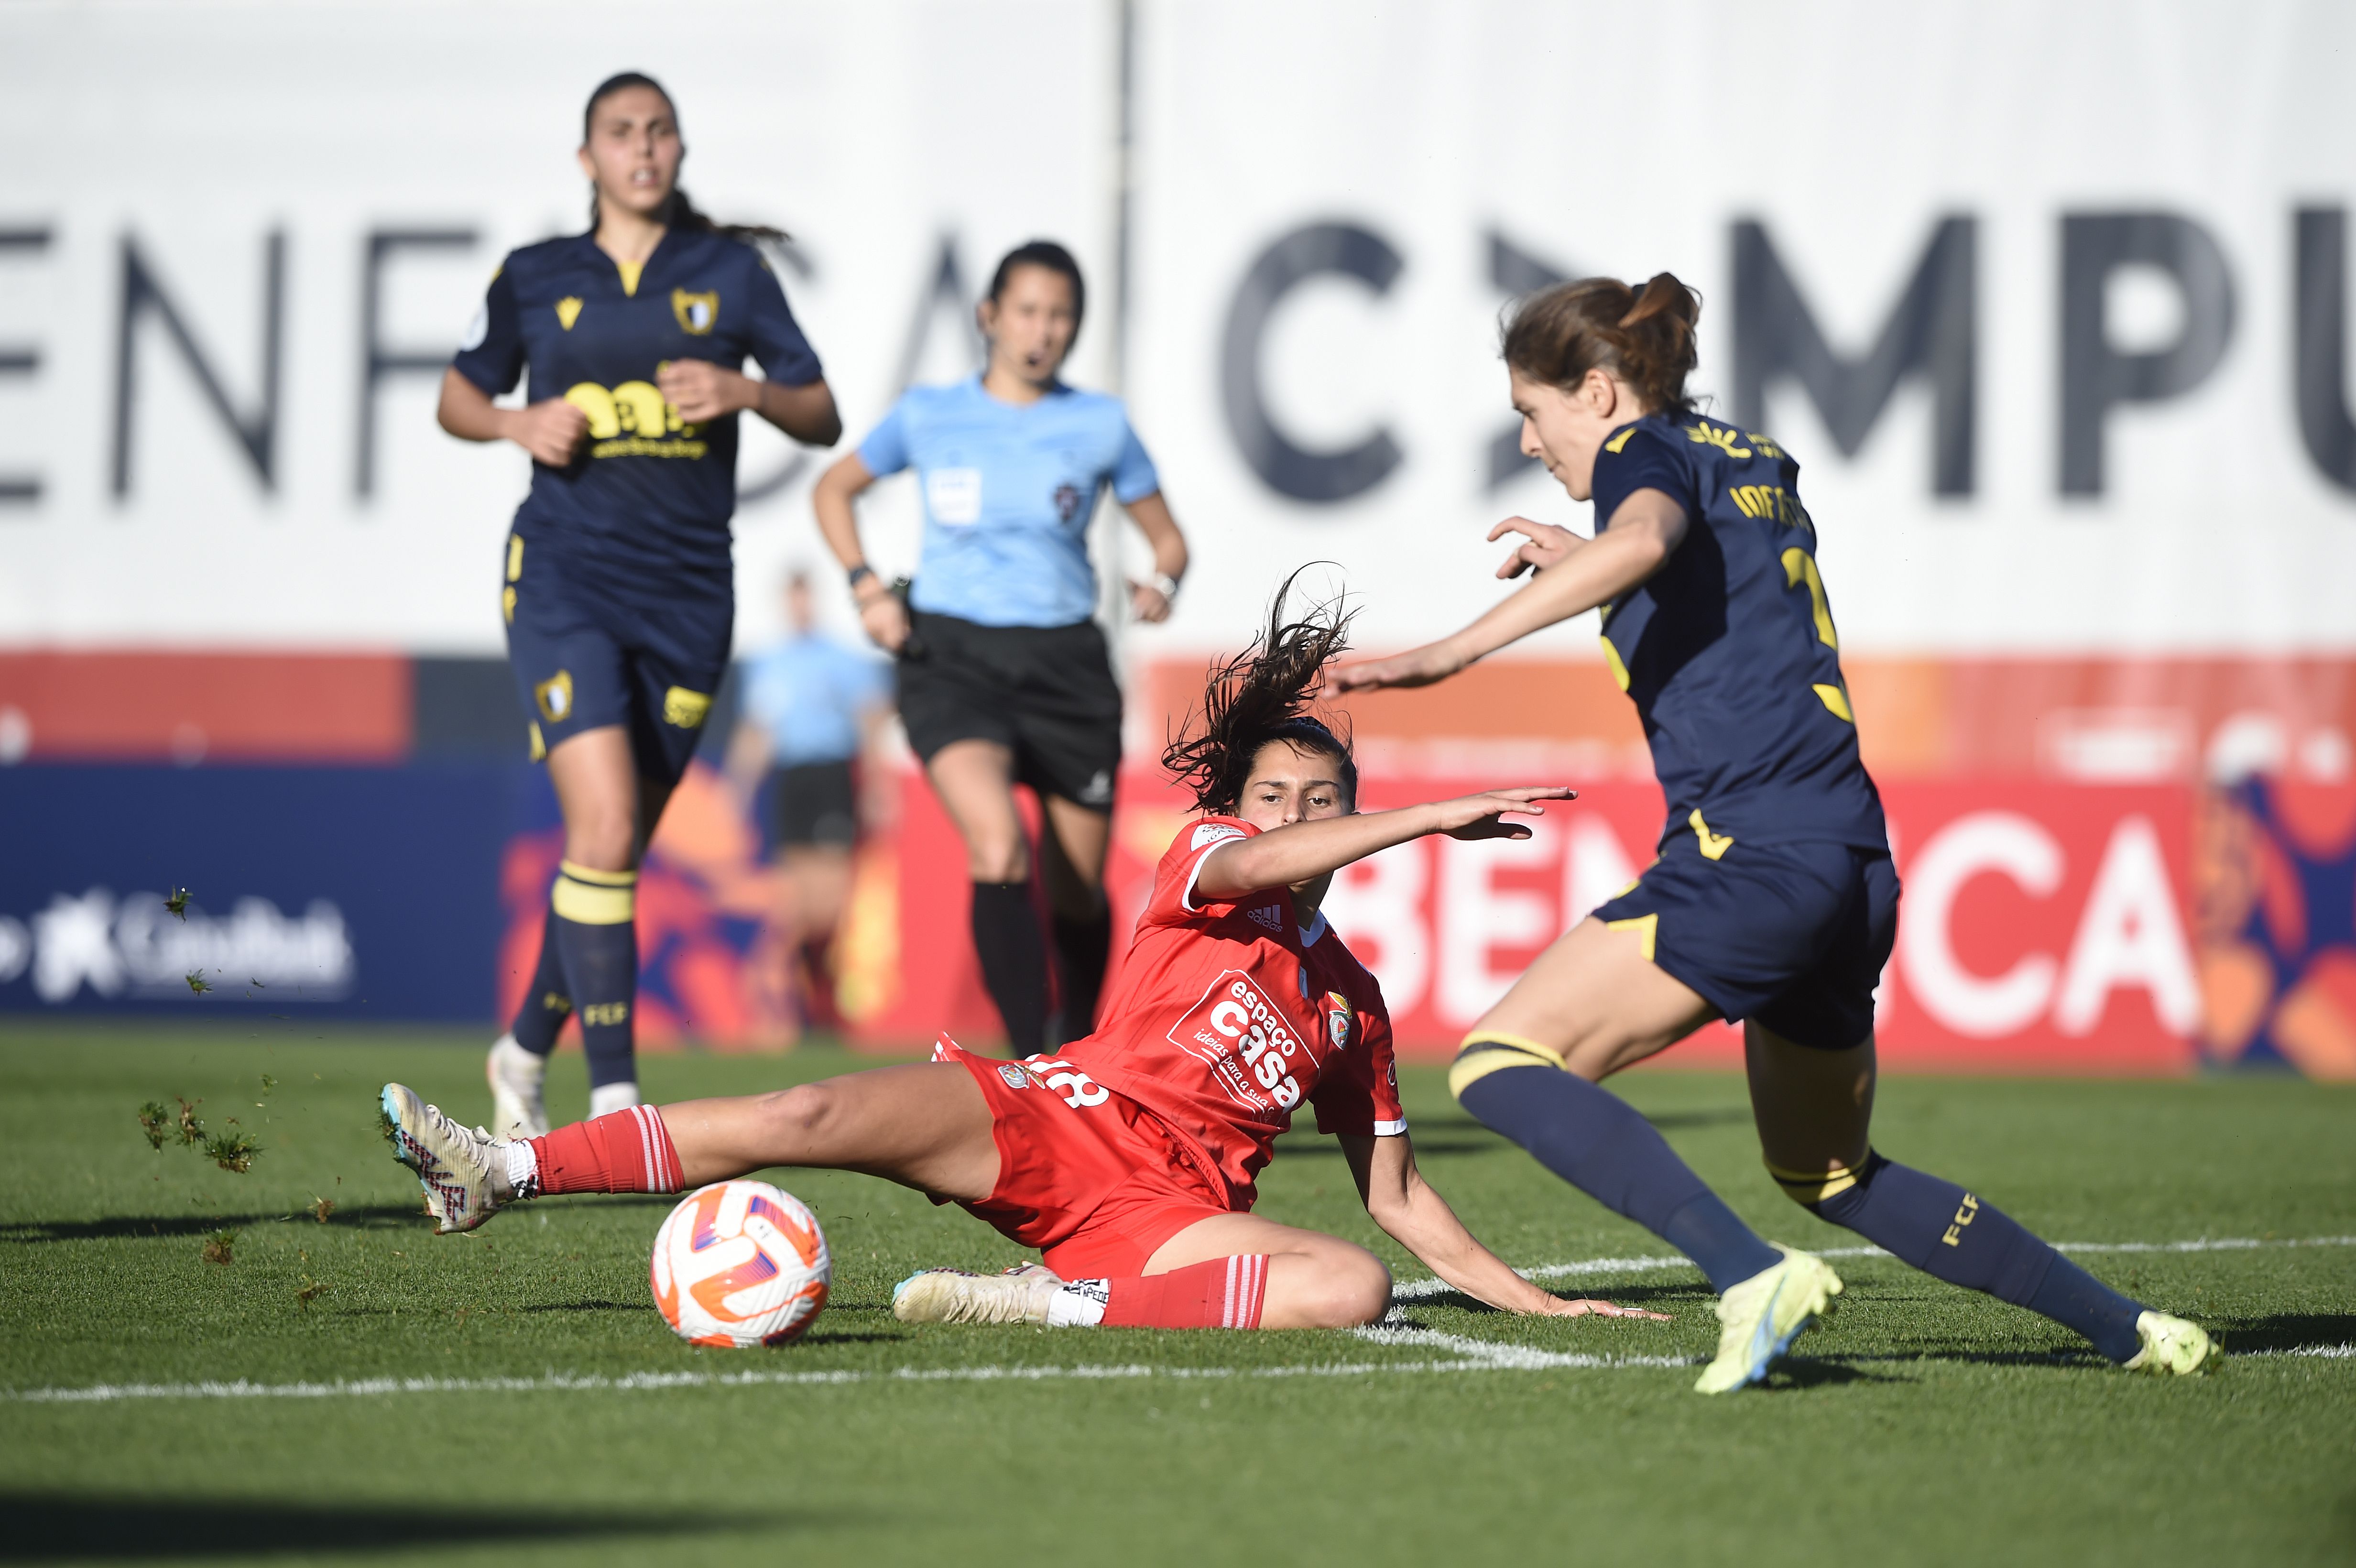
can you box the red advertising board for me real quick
[844,771,2201,1075]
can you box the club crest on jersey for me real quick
[997,1063,1031,1090]
[672,289,718,334]
[1053,481,1083,523]
[555,296,584,331]
[1190,823,1245,851]
[1324,991,1353,1049]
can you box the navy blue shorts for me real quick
[1592,827,1899,1051]
[502,536,731,785]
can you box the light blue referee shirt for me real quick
[742,633,892,768]
[856,376,1161,628]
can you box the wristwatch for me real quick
[1149,571,1182,603]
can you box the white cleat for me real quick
[892,1265,1062,1326]
[589,1081,643,1119]
[486,1034,549,1140]
[2123,1310,2218,1376]
[380,1082,508,1234]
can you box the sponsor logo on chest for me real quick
[1168,968,1310,1114]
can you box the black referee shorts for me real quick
[897,610,1122,810]
[772,760,860,849]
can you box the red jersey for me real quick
[1060,816,1406,1209]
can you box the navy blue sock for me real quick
[509,904,572,1056]
[550,861,639,1092]
[1456,1059,1780,1292]
[1808,1154,2146,1362]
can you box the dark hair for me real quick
[1500,272,1701,413]
[985,240,1086,340]
[1162,569,1358,816]
[582,72,786,244]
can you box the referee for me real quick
[813,240,1188,1054]
[440,72,840,1136]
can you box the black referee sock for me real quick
[1803,1154,2147,1362]
[1457,1060,1781,1292]
[509,904,572,1056]
[970,880,1048,1056]
[550,861,640,1094]
[1050,907,1113,1044]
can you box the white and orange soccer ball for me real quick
[650,1180,830,1348]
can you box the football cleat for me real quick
[891,1264,1062,1326]
[380,1083,507,1235]
[486,1034,549,1140]
[2123,1310,2217,1376]
[1694,1246,1843,1394]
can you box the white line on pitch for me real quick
[1390,1234,2356,1300]
[7,1235,2349,1405]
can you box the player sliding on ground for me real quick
[1331,272,2216,1390]
[381,583,1667,1333]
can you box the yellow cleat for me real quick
[1694,1246,1843,1394]
[2123,1310,2217,1376]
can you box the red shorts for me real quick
[934,1038,1234,1278]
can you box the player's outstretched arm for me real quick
[1192,787,1573,902]
[1339,1133,1669,1320]
[1329,488,1688,694]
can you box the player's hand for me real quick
[1534,1296,1673,1321]
[658,359,755,423]
[858,591,911,654]
[1490,515,1584,579]
[1426,786,1576,841]
[507,397,589,467]
[1128,579,1173,623]
[1329,641,1467,694]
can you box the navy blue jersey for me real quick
[452,228,823,595]
[1591,412,1887,852]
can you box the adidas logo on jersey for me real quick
[1247,905,1287,933]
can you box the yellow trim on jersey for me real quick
[1604,425,1639,455]
[615,260,644,297]
[1813,683,1854,722]
[1767,1156,1867,1206]
[662,686,713,728]
[1690,809,1734,860]
[502,586,517,624]
[1600,636,1631,692]
[506,535,524,582]
[555,296,584,331]
[1605,912,1658,961]
[1448,1033,1567,1100]
[528,722,545,762]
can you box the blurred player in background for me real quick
[813,241,1189,1055]
[1335,274,2215,1390]
[438,71,841,1136]
[381,582,1666,1334]
[723,567,894,1038]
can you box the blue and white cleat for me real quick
[2123,1310,2217,1376]
[381,1082,507,1235]
[1694,1245,1843,1394]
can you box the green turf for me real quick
[1,1023,2350,1566]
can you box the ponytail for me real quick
[1500,271,1701,413]
[581,72,789,245]
[1162,568,1358,816]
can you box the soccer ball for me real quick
[650,1180,830,1347]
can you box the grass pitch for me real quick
[1,1024,2350,1566]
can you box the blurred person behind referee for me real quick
[813,240,1188,1055]
[724,568,895,1038]
[439,72,841,1137]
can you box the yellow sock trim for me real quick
[558,861,639,887]
[1448,1032,1567,1101]
[1765,1152,1870,1206]
[552,863,637,925]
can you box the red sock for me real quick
[529,1106,684,1196]
[1102,1256,1268,1328]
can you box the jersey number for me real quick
[1036,1064,1109,1109]
[1780,546,1856,723]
